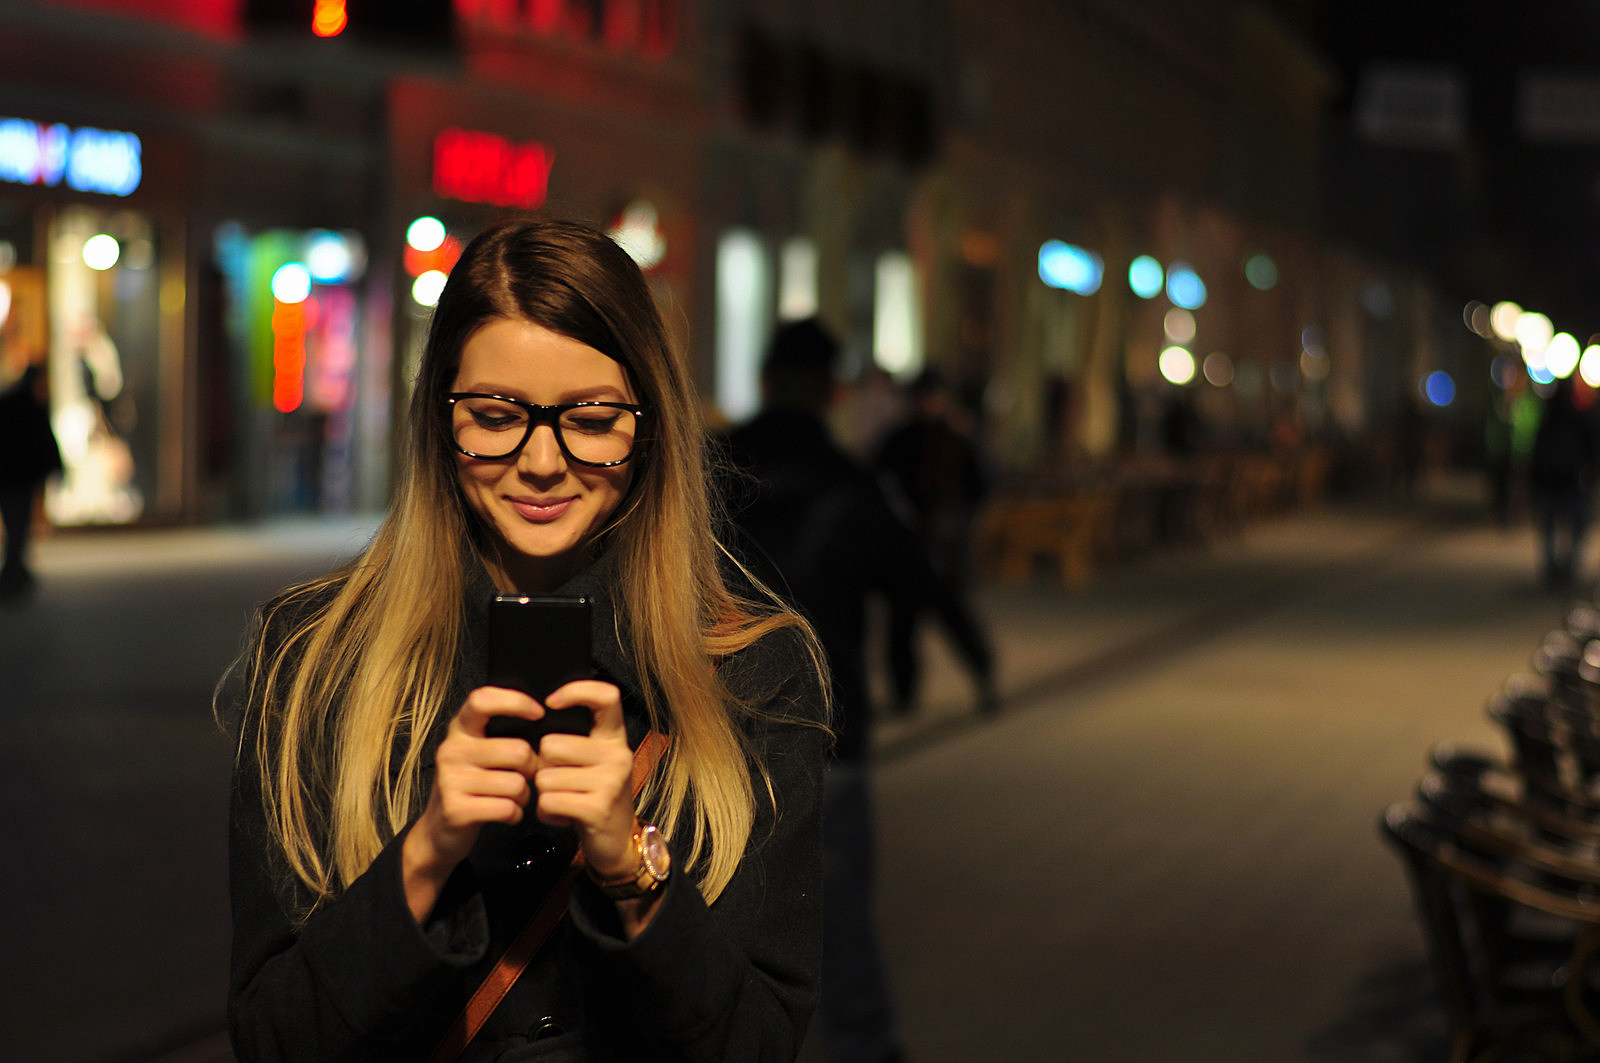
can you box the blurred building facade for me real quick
[0,0,1480,524]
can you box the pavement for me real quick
[2,471,1579,1062]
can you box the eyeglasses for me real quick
[446,393,646,467]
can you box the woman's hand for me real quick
[536,679,664,937]
[400,685,544,924]
[533,680,637,879]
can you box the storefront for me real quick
[0,114,187,526]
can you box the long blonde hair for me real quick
[231,219,821,916]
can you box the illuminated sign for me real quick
[0,118,142,197]
[452,0,682,59]
[432,128,554,209]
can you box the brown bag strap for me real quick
[426,729,670,1063]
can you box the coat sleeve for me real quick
[223,605,491,1063]
[565,625,828,1062]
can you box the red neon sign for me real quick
[432,128,554,209]
[272,298,314,413]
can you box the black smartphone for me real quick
[483,594,594,744]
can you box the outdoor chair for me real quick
[1380,802,1600,1062]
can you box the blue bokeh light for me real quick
[1166,262,1207,309]
[1422,371,1456,407]
[1128,255,1164,299]
[1038,240,1103,295]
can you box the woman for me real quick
[222,219,828,1062]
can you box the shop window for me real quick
[715,228,770,424]
[44,206,160,525]
[873,251,922,378]
[777,236,817,322]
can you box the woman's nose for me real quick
[518,423,566,476]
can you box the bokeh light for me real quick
[305,230,353,283]
[1163,308,1196,343]
[1244,254,1277,291]
[1490,354,1520,388]
[1580,345,1600,388]
[1038,241,1103,295]
[1158,346,1196,385]
[1423,371,1455,407]
[1515,310,1554,359]
[1463,300,1493,338]
[412,269,448,307]
[1202,351,1234,387]
[1490,301,1522,342]
[407,216,446,253]
[1300,349,1329,382]
[1128,255,1163,299]
[1166,262,1206,309]
[270,262,311,303]
[82,233,119,271]
[1547,332,1581,379]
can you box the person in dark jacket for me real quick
[1530,376,1599,590]
[0,364,63,600]
[219,219,828,1063]
[874,368,996,717]
[726,319,963,1063]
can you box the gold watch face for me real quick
[640,824,670,881]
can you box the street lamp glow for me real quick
[1490,301,1522,342]
[1158,345,1196,385]
[1546,332,1581,379]
[1514,310,1553,358]
[1580,345,1600,388]
[271,262,312,303]
[412,269,448,307]
[407,216,446,253]
[82,233,119,271]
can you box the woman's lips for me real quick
[508,496,575,522]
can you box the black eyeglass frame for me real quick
[445,393,648,467]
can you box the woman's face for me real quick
[451,317,638,593]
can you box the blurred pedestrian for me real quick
[874,367,997,717]
[1529,377,1598,590]
[725,318,936,1063]
[0,364,63,601]
[218,219,828,1062]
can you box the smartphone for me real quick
[483,594,594,744]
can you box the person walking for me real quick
[725,319,964,1063]
[874,368,996,717]
[1529,376,1599,590]
[0,364,63,601]
[219,219,829,1062]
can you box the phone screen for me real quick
[484,594,594,743]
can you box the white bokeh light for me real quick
[1159,346,1196,385]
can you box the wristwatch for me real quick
[590,821,671,900]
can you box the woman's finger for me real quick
[453,685,545,737]
[543,679,625,740]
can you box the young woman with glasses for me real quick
[221,219,829,1062]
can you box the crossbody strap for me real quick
[426,729,670,1063]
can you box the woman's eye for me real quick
[568,416,618,434]
[471,409,523,430]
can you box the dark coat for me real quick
[223,550,827,1062]
[1531,387,1598,495]
[0,371,63,488]
[722,408,949,762]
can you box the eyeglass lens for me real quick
[452,397,639,464]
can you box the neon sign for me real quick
[452,0,682,59]
[432,128,554,209]
[0,118,142,197]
